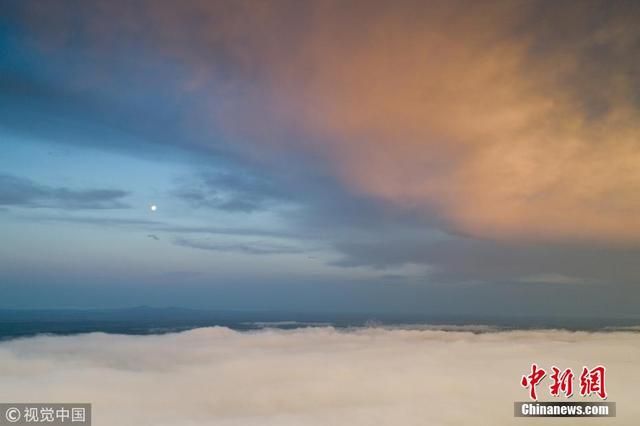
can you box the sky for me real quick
[1,0,640,316]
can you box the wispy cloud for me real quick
[0,174,129,210]
[517,273,590,285]
[21,215,161,227]
[173,172,289,213]
[20,214,298,239]
[173,237,309,255]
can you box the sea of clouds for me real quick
[0,327,638,425]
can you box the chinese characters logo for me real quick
[521,364,607,400]
[0,404,90,425]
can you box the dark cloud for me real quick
[0,174,129,210]
[162,225,300,239]
[173,237,308,255]
[173,171,289,213]
[332,235,640,286]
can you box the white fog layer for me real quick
[0,327,638,425]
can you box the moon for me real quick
[150,204,157,212]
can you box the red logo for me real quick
[550,366,574,397]
[521,363,546,400]
[521,364,607,400]
[580,365,607,399]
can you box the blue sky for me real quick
[1,0,640,317]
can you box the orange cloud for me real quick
[252,1,640,244]
[21,0,640,244]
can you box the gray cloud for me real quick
[174,237,308,255]
[173,171,290,213]
[162,225,301,239]
[0,327,638,425]
[331,233,640,286]
[23,215,162,227]
[0,174,129,210]
[20,213,305,242]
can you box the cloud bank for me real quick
[10,0,640,244]
[0,327,638,425]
